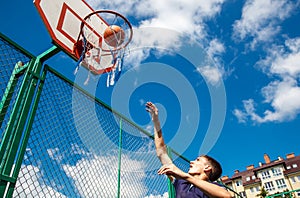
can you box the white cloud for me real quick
[86,0,229,87]
[233,108,247,123]
[14,165,67,198]
[234,79,300,123]
[197,65,223,86]
[234,37,300,123]
[261,38,300,78]
[144,192,169,198]
[88,0,225,29]
[139,0,224,38]
[233,99,264,123]
[207,38,225,57]
[87,0,226,63]
[47,148,63,162]
[145,124,153,132]
[233,0,297,48]
[15,144,167,197]
[45,144,163,197]
[261,78,300,122]
[197,39,227,85]
[62,154,149,197]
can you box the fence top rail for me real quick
[0,32,35,59]
[265,188,300,198]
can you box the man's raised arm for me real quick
[146,102,173,165]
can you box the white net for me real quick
[74,10,132,86]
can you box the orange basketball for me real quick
[103,25,125,47]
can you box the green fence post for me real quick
[117,118,123,198]
[0,46,60,198]
[5,68,49,198]
[0,62,28,128]
[0,59,35,197]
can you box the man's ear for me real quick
[204,165,212,172]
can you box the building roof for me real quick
[221,153,300,185]
[283,155,300,175]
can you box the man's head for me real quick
[188,155,222,181]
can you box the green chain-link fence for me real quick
[0,34,33,141]
[0,32,191,197]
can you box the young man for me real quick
[146,102,232,198]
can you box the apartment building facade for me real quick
[221,153,300,198]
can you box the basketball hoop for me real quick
[73,10,133,86]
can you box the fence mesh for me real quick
[0,34,32,140]
[0,33,191,197]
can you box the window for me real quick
[271,167,282,176]
[252,175,256,180]
[239,191,246,198]
[250,187,254,193]
[261,171,271,179]
[264,181,275,191]
[291,177,296,183]
[297,176,300,181]
[236,180,242,186]
[292,164,298,168]
[287,166,291,169]
[246,176,250,181]
[275,179,287,189]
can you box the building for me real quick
[221,153,300,198]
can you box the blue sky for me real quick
[1,0,300,181]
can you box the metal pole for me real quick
[0,62,28,127]
[0,46,60,198]
[117,118,123,198]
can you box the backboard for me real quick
[33,0,132,75]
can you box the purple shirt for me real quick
[173,179,215,198]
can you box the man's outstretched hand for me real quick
[157,163,187,179]
[145,102,159,122]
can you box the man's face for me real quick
[188,156,209,175]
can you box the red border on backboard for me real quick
[34,0,99,54]
[58,3,104,47]
[57,3,78,45]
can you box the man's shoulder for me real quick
[173,178,189,185]
[211,181,226,187]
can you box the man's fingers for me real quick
[146,102,156,108]
[158,166,165,174]
[146,102,152,107]
[158,168,168,175]
[157,164,173,175]
[145,102,157,113]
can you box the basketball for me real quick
[103,25,125,47]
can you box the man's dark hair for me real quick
[202,155,222,181]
